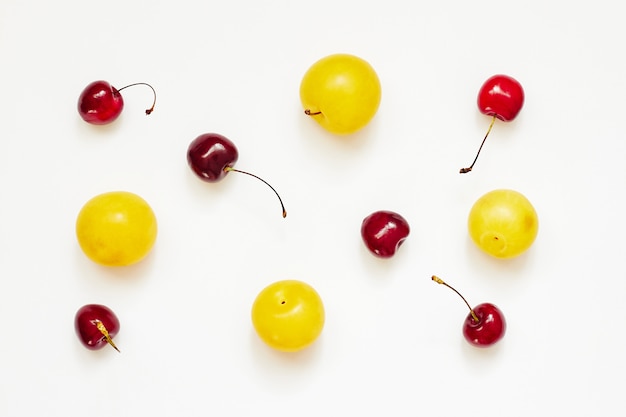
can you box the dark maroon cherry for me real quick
[361,210,410,258]
[187,133,239,182]
[460,74,524,174]
[74,304,121,352]
[432,276,506,347]
[187,133,287,218]
[77,80,156,125]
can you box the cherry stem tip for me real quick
[431,275,444,284]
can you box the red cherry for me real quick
[187,133,239,182]
[361,210,410,258]
[460,74,524,174]
[477,74,525,122]
[74,304,121,352]
[187,133,287,218]
[77,80,156,125]
[432,276,506,347]
[463,303,506,347]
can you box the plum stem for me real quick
[431,275,479,322]
[224,167,287,218]
[459,115,496,174]
[94,320,120,352]
[304,109,322,116]
[118,82,157,115]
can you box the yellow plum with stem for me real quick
[468,189,538,258]
[300,53,381,134]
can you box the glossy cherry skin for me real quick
[74,304,120,351]
[463,303,506,347]
[477,75,524,122]
[187,133,239,182]
[77,80,124,125]
[361,210,410,258]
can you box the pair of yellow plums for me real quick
[75,191,323,353]
[246,182,544,355]
[300,54,540,258]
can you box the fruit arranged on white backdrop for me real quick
[251,280,325,352]
[77,80,156,125]
[74,304,121,352]
[468,189,538,258]
[432,276,506,347]
[187,133,287,218]
[76,191,157,266]
[300,53,381,134]
[360,210,410,258]
[460,74,524,173]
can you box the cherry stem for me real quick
[431,275,479,322]
[94,320,120,352]
[224,167,287,218]
[459,115,496,174]
[304,109,322,116]
[117,82,157,115]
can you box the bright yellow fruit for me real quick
[251,280,325,352]
[468,189,538,259]
[300,53,381,134]
[76,191,157,266]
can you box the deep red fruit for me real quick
[361,210,410,258]
[187,133,239,182]
[432,276,506,348]
[187,133,287,218]
[77,80,156,125]
[460,74,525,174]
[463,302,506,347]
[477,74,525,122]
[78,81,124,125]
[74,304,121,352]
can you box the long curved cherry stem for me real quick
[431,275,479,322]
[94,320,120,353]
[459,115,496,174]
[117,82,157,115]
[224,167,287,218]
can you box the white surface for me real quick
[1,1,624,416]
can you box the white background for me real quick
[1,1,624,416]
